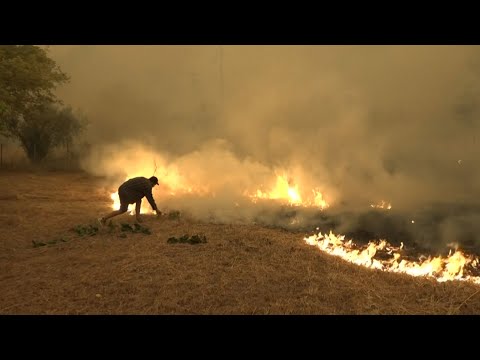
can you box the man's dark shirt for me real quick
[118,177,157,210]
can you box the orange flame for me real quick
[109,166,213,214]
[112,172,330,212]
[370,200,392,210]
[246,175,329,209]
[304,231,480,284]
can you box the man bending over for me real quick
[99,176,160,225]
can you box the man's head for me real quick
[149,176,159,187]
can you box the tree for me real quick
[17,104,86,163]
[0,45,86,163]
[0,45,69,141]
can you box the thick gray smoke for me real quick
[49,45,480,251]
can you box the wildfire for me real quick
[113,173,330,211]
[111,172,330,213]
[109,170,212,214]
[246,175,329,209]
[304,231,480,284]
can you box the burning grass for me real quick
[304,231,480,284]
[1,170,480,314]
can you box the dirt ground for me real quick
[1,170,480,315]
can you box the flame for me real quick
[112,171,330,213]
[111,172,330,212]
[370,200,392,210]
[246,175,329,209]
[110,192,121,211]
[110,189,156,215]
[304,231,480,284]
[252,175,302,204]
[313,189,328,209]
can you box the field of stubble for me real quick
[1,170,479,315]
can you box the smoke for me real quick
[49,45,480,250]
[81,140,332,225]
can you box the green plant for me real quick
[72,224,99,237]
[167,234,207,245]
[32,240,47,248]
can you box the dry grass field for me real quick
[1,170,480,315]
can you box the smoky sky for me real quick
[49,45,480,217]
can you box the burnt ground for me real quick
[1,170,480,314]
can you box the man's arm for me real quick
[135,200,142,222]
[145,189,158,212]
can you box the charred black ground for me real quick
[250,203,480,257]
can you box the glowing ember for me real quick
[304,231,480,284]
[370,200,392,210]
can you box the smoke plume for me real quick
[49,45,480,250]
